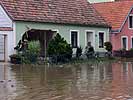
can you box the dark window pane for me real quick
[122,37,127,49]
[71,31,78,48]
[99,32,104,48]
[129,16,133,28]
[132,38,133,48]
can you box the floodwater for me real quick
[1,62,133,100]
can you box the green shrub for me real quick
[47,33,72,63]
[21,41,40,64]
[104,42,112,52]
[104,42,113,57]
[28,41,40,55]
[129,48,133,51]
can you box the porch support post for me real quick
[44,31,47,62]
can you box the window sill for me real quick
[128,28,133,30]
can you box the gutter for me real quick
[111,29,120,34]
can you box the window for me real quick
[122,36,128,50]
[131,37,133,48]
[99,32,104,48]
[129,15,133,28]
[86,31,93,46]
[71,31,78,48]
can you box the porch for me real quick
[17,29,57,57]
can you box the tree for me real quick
[47,33,72,63]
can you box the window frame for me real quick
[85,30,95,47]
[129,14,133,29]
[70,30,79,48]
[131,36,133,48]
[98,31,105,48]
[121,36,128,50]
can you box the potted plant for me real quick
[104,42,112,57]
[9,54,21,64]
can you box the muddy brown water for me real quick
[0,62,133,100]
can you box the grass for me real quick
[72,57,115,63]
[49,57,117,66]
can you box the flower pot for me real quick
[10,56,21,64]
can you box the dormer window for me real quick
[129,15,133,28]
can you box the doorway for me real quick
[20,29,56,57]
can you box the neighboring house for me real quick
[93,0,133,51]
[0,0,110,61]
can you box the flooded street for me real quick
[1,62,133,100]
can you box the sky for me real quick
[88,0,114,3]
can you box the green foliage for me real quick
[21,41,40,64]
[76,46,82,58]
[28,41,40,55]
[47,33,72,63]
[104,42,113,57]
[104,42,112,52]
[129,48,133,51]
[118,48,126,52]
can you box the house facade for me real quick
[0,0,110,61]
[93,0,133,51]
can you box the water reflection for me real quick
[0,63,17,100]
[1,62,133,100]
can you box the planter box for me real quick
[113,50,133,58]
[10,56,21,64]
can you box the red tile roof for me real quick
[93,0,133,30]
[0,27,13,31]
[0,0,109,27]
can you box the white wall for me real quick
[0,31,15,61]
[0,5,12,28]
[0,35,4,61]
[0,5,14,61]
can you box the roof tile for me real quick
[93,0,133,30]
[0,0,109,27]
